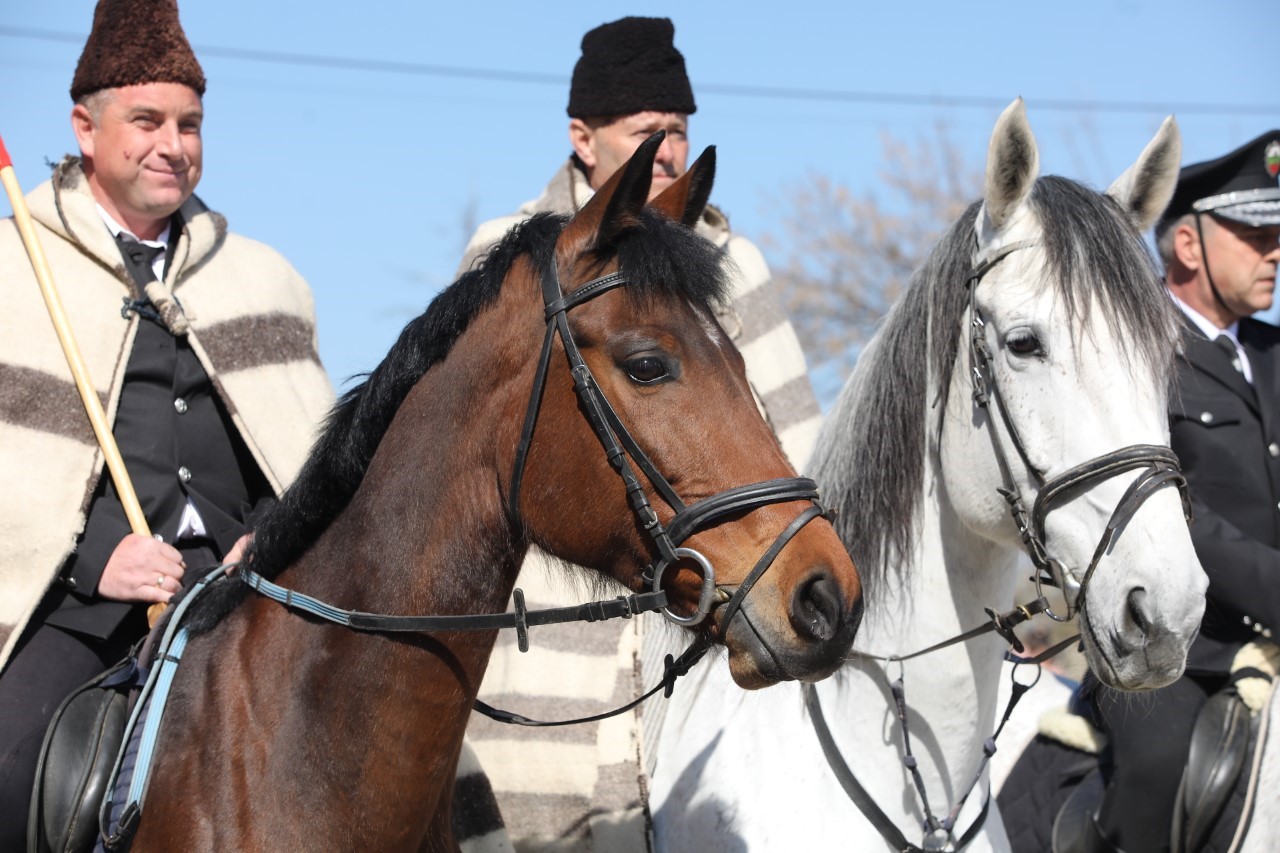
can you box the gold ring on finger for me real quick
[156,575,165,588]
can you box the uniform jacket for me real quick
[0,157,334,671]
[1171,316,1280,674]
[453,159,823,850]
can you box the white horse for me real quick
[648,100,1208,852]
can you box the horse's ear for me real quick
[562,131,663,252]
[1106,116,1181,233]
[980,98,1040,238]
[649,146,717,227]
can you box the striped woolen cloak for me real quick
[452,160,822,851]
[0,157,334,671]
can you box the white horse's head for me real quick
[944,99,1207,689]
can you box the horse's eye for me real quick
[1007,332,1043,357]
[626,356,669,384]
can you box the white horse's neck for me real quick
[816,450,1024,841]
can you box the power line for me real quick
[2,24,1276,117]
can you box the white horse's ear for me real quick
[980,98,1040,238]
[1106,116,1181,233]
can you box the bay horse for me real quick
[649,101,1208,851]
[124,133,863,850]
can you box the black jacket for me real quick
[40,234,271,641]
[1170,316,1280,673]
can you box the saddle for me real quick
[26,651,146,853]
[1040,652,1277,853]
[1169,685,1254,853]
[25,568,224,853]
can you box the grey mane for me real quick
[809,176,1181,599]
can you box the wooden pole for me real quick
[0,134,166,625]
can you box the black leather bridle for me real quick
[812,238,1195,853]
[238,250,834,726]
[965,239,1192,621]
[511,258,829,629]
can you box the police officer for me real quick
[1091,130,1280,853]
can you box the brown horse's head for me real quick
[514,133,863,687]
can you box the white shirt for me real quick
[96,204,171,282]
[96,206,207,541]
[1169,291,1253,384]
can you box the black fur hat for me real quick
[567,17,696,118]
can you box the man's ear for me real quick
[568,118,596,170]
[1173,221,1202,272]
[70,103,96,160]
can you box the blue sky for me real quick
[2,1,1275,397]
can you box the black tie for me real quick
[115,231,187,334]
[116,232,164,285]
[1214,333,1244,375]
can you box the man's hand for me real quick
[223,533,252,574]
[97,534,186,604]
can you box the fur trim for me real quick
[1232,639,1280,713]
[1037,706,1108,755]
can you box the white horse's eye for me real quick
[1006,330,1043,357]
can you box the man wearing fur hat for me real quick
[453,17,821,852]
[1087,132,1280,853]
[0,0,333,840]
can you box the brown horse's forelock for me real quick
[810,176,1180,604]
[183,209,729,632]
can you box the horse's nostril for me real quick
[1127,587,1153,636]
[790,573,843,643]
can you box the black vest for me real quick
[45,223,270,641]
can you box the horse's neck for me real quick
[194,303,530,824]
[824,467,1021,830]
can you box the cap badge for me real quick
[1266,140,1280,180]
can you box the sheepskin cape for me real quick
[0,157,333,670]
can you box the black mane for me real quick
[184,208,728,631]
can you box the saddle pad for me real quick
[93,694,149,853]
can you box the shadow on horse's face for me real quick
[514,140,863,689]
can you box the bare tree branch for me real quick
[764,125,983,375]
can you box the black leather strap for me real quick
[667,478,820,546]
[474,639,711,728]
[242,568,667,647]
[716,504,824,632]
[807,684,994,852]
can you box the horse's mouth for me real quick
[1080,607,1154,691]
[722,603,793,689]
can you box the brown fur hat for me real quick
[70,0,206,101]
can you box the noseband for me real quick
[509,259,828,628]
[966,240,1192,621]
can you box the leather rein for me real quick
[239,254,829,726]
[813,239,1193,852]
